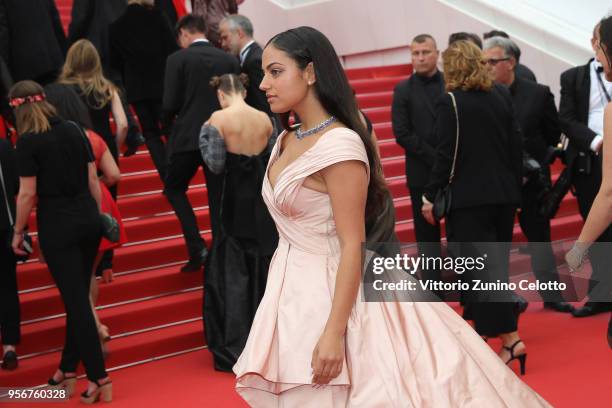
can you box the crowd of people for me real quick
[0,0,611,405]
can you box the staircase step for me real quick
[362,106,391,123]
[116,156,404,196]
[0,320,204,387]
[18,290,202,357]
[19,264,202,320]
[350,76,408,93]
[346,64,412,80]
[18,233,210,296]
[356,91,394,109]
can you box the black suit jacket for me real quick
[68,0,126,76]
[516,63,536,82]
[510,77,560,164]
[241,42,272,115]
[0,138,18,233]
[559,60,597,165]
[391,73,444,187]
[0,0,66,82]
[425,85,522,209]
[109,4,178,103]
[162,42,240,155]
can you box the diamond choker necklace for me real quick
[296,116,337,140]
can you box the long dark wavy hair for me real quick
[266,26,388,220]
[599,16,612,75]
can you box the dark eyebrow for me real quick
[265,62,284,70]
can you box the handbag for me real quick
[538,156,575,219]
[68,121,121,243]
[433,92,459,221]
[0,158,32,262]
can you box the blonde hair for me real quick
[59,39,116,109]
[9,81,57,135]
[442,40,493,92]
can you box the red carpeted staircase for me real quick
[1,1,584,389]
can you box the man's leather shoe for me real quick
[1,351,18,370]
[180,249,208,273]
[543,301,574,313]
[571,302,612,317]
[123,134,146,157]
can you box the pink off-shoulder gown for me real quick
[233,128,551,407]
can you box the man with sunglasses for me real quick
[559,22,612,318]
[484,36,573,313]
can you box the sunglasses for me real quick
[485,57,510,66]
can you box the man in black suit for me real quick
[68,0,127,76]
[392,34,444,289]
[0,0,66,84]
[155,0,178,25]
[162,14,239,272]
[559,22,612,317]
[218,14,271,115]
[484,36,573,313]
[110,0,179,182]
[483,30,537,82]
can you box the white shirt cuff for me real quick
[590,135,604,152]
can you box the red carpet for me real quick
[2,305,610,407]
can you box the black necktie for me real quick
[596,65,604,74]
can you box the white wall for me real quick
[239,0,609,100]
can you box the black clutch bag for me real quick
[538,158,574,219]
[100,213,120,243]
[433,92,459,222]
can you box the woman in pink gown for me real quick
[233,26,551,407]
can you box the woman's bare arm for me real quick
[311,159,368,384]
[111,90,128,151]
[13,177,37,233]
[98,148,121,187]
[88,162,102,212]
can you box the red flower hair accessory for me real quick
[9,94,46,108]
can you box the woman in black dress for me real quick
[10,80,112,402]
[59,39,128,282]
[422,41,527,372]
[199,73,278,371]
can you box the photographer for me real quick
[484,37,572,313]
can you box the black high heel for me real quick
[502,339,527,376]
[48,372,77,397]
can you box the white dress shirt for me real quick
[239,40,256,66]
[588,59,612,151]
